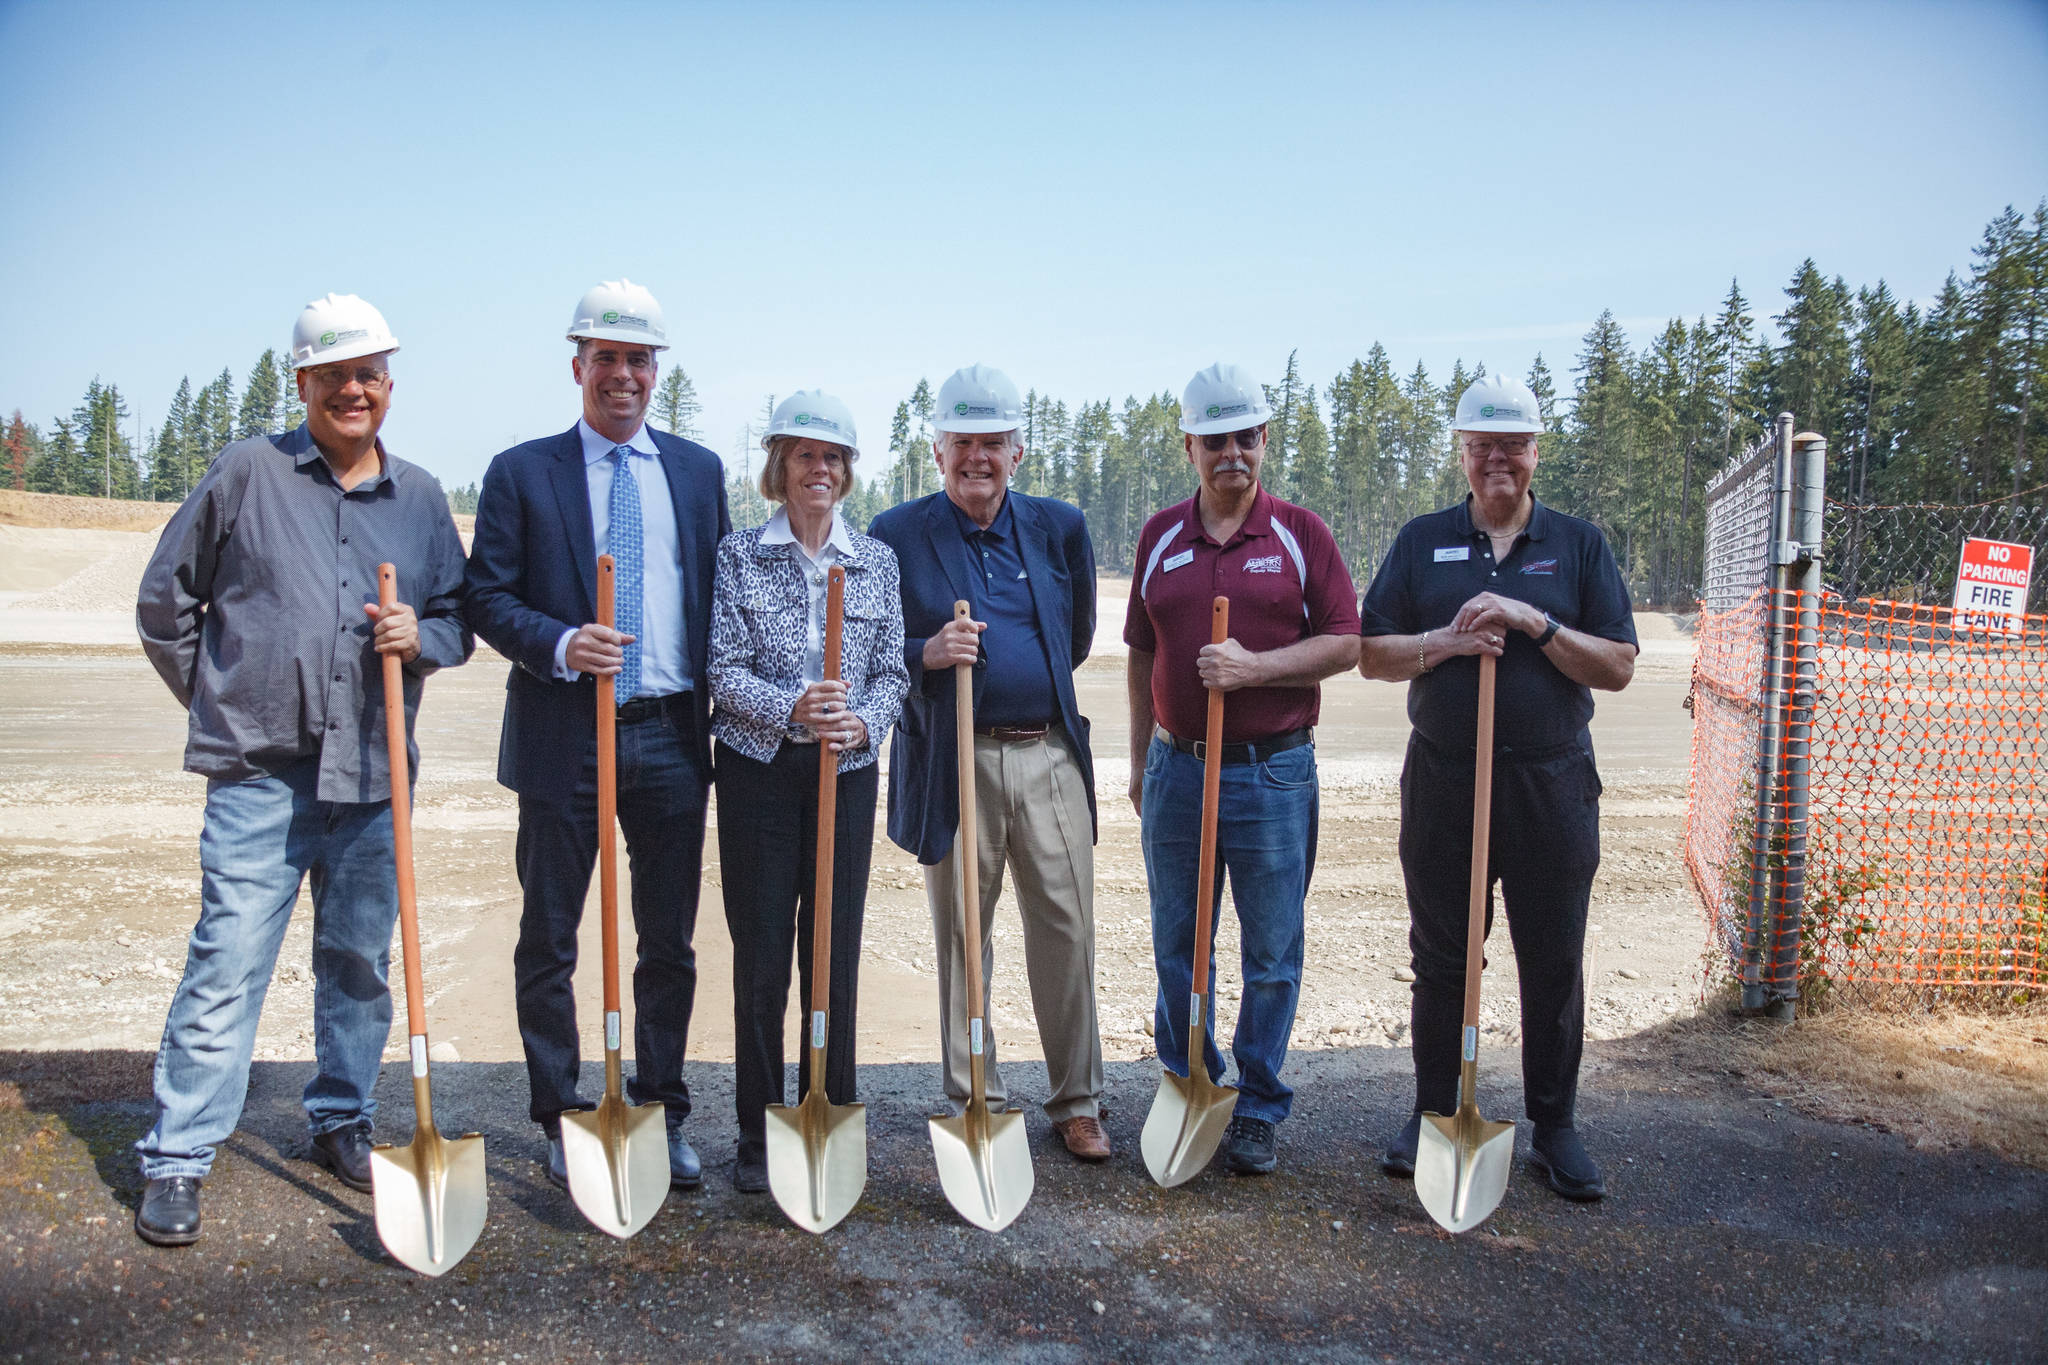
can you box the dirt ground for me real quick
[3,500,2044,1361]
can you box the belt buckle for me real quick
[1191,739,1206,761]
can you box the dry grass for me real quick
[0,489,172,531]
[1654,1002,2048,1168]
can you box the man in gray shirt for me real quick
[130,293,470,1247]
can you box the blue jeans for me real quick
[1141,734,1317,1124]
[136,756,398,1180]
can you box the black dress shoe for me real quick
[733,1151,768,1195]
[1530,1125,1606,1201]
[1381,1112,1422,1178]
[311,1121,374,1192]
[135,1176,202,1247]
[544,1135,568,1191]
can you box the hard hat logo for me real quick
[602,311,620,324]
[1206,405,1222,418]
[795,413,811,425]
[955,402,998,418]
[320,331,338,347]
[1481,405,1495,418]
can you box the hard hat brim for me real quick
[294,340,399,370]
[1453,418,1545,434]
[1180,410,1271,436]
[566,327,670,351]
[933,418,1021,435]
[762,430,860,460]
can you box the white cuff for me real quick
[553,627,580,681]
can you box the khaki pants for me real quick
[925,725,1102,1122]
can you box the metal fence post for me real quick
[1763,430,1828,1009]
[1743,415,1796,1013]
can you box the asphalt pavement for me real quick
[2,1038,2043,1363]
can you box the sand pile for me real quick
[13,532,161,612]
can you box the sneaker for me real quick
[1529,1125,1606,1201]
[1222,1116,1277,1175]
[135,1176,202,1247]
[1381,1112,1422,1178]
[311,1120,374,1192]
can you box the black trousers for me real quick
[513,697,708,1133]
[714,742,876,1163]
[1398,731,1602,1129]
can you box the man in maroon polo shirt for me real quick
[1124,362,1361,1175]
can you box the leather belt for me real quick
[975,723,1050,742]
[1157,724,1312,765]
[617,691,690,726]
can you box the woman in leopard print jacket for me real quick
[707,390,908,1195]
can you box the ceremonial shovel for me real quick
[1413,651,1516,1233]
[368,565,488,1277]
[929,600,1035,1231]
[764,565,867,1233]
[561,554,669,1239]
[1141,594,1240,1187]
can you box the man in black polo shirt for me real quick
[1358,373,1636,1201]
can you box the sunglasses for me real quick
[1199,426,1266,453]
[304,364,391,391]
[1463,435,1535,458]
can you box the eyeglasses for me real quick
[1199,427,1266,453]
[304,364,390,391]
[1463,435,1535,458]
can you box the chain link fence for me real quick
[1685,421,2048,1010]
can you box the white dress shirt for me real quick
[552,419,689,697]
[760,505,858,698]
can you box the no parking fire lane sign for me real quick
[1952,537,2034,636]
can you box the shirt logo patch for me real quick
[1521,558,1558,576]
[1163,548,1195,572]
[1243,554,1283,574]
[1434,546,1471,563]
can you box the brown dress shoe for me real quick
[1054,1115,1112,1161]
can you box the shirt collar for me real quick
[950,493,1012,541]
[1456,493,1548,542]
[1184,485,1273,547]
[292,425,396,490]
[579,418,660,466]
[761,506,857,558]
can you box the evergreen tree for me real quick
[1262,350,1303,500]
[279,352,306,429]
[151,379,194,501]
[1557,312,1633,541]
[237,349,282,438]
[71,378,140,498]
[1711,280,1765,464]
[1292,385,1333,526]
[4,411,36,491]
[1768,261,1854,441]
[654,367,702,440]
[27,417,85,495]
[1846,282,1911,500]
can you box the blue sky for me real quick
[3,0,2046,492]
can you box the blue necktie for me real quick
[608,446,643,700]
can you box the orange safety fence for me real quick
[1686,588,2048,1005]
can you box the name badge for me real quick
[1163,548,1195,572]
[1434,546,1470,563]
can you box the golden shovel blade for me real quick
[561,1092,670,1240]
[764,1090,867,1234]
[369,1127,487,1277]
[1140,1064,1239,1188]
[928,1100,1034,1232]
[1414,1104,1517,1233]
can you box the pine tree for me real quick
[1769,261,1855,442]
[654,368,702,440]
[1558,312,1633,539]
[1292,385,1333,525]
[4,411,36,491]
[1846,282,1911,501]
[27,417,85,495]
[279,352,306,429]
[1711,280,1765,465]
[71,378,139,498]
[237,349,283,438]
[152,379,194,501]
[1262,350,1303,500]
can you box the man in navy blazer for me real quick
[464,279,729,1190]
[867,363,1109,1162]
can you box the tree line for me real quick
[10,201,2042,606]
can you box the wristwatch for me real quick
[1534,613,1562,648]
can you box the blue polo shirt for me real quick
[1360,495,1637,752]
[953,497,1059,727]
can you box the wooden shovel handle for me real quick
[809,566,846,1018]
[1461,653,1497,1032]
[952,601,983,1024]
[596,555,620,1018]
[1190,597,1228,1002]
[377,565,426,1040]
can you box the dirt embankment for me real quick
[0,490,174,532]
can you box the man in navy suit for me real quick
[464,279,729,1190]
[868,364,1109,1162]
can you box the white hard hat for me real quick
[933,364,1022,434]
[567,278,669,350]
[763,390,860,459]
[291,293,400,369]
[1453,373,1545,433]
[1179,363,1271,435]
